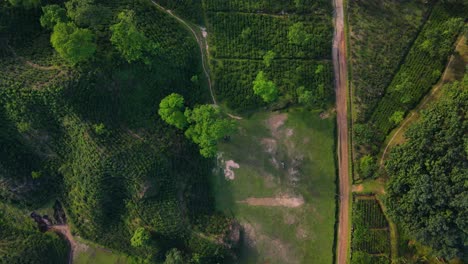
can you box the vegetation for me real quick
[385,77,467,260]
[40,4,67,30]
[351,1,466,179]
[184,104,236,158]
[351,197,390,264]
[0,203,69,264]
[158,93,187,130]
[110,10,159,64]
[252,71,278,103]
[205,0,333,110]
[0,0,234,262]
[50,22,96,65]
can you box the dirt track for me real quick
[50,225,75,264]
[332,0,350,263]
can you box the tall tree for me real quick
[40,5,68,30]
[184,105,236,158]
[110,10,159,64]
[385,77,468,260]
[252,71,278,103]
[51,22,96,65]
[158,93,187,130]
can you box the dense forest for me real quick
[385,77,467,261]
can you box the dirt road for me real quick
[332,0,350,263]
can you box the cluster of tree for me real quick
[252,71,278,103]
[38,1,158,65]
[385,77,467,260]
[159,93,236,157]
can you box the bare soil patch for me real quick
[224,160,240,180]
[238,195,304,208]
[267,113,288,137]
[261,138,277,154]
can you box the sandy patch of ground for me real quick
[261,138,277,154]
[285,128,294,137]
[267,113,288,137]
[238,195,304,208]
[296,226,309,240]
[224,160,240,180]
[352,184,364,192]
[242,222,297,264]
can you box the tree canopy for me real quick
[252,71,278,103]
[385,77,468,260]
[51,22,96,65]
[110,10,159,64]
[158,93,187,130]
[130,227,151,248]
[288,22,308,46]
[184,105,236,158]
[164,248,185,264]
[40,5,68,30]
[263,50,276,67]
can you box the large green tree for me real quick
[288,22,308,46]
[110,10,158,64]
[158,93,187,130]
[40,5,68,30]
[385,77,467,260]
[51,22,96,65]
[184,105,236,158]
[252,71,278,103]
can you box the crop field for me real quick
[351,196,390,264]
[369,2,466,135]
[213,108,337,264]
[204,0,334,110]
[348,0,427,121]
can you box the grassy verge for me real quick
[213,108,336,264]
[74,237,131,264]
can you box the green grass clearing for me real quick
[213,108,337,264]
[74,237,130,264]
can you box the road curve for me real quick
[332,0,350,263]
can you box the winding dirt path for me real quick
[332,0,350,263]
[151,1,217,105]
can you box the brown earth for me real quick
[332,0,350,263]
[238,195,304,208]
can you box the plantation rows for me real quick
[369,3,465,136]
[352,197,390,263]
[355,199,388,228]
[348,0,426,121]
[0,57,66,90]
[206,12,332,59]
[203,0,332,14]
[213,59,333,109]
[136,2,200,70]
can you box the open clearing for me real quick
[73,237,129,264]
[213,108,336,264]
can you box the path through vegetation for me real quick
[379,35,468,166]
[332,0,350,262]
[151,1,217,105]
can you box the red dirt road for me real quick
[332,0,350,263]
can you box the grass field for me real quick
[213,108,336,264]
[74,238,130,264]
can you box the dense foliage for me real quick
[0,0,235,262]
[385,77,467,260]
[0,204,69,264]
[110,9,159,64]
[50,22,96,65]
[352,1,466,178]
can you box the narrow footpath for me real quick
[332,0,350,263]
